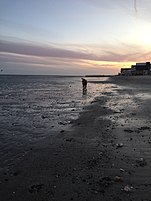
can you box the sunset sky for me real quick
[0,0,151,75]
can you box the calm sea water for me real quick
[0,75,109,169]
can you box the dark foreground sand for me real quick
[0,76,151,201]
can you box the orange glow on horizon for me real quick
[82,60,135,70]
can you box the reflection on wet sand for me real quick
[83,88,87,95]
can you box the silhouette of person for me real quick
[81,78,87,94]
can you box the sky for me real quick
[0,0,151,75]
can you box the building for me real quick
[120,62,151,76]
[121,68,132,76]
[132,62,151,75]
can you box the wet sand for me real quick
[0,76,151,201]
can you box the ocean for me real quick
[0,75,109,170]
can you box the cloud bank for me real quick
[1,39,150,62]
[0,38,151,75]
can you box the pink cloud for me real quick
[0,39,151,63]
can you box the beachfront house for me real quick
[132,62,151,75]
[121,68,132,76]
[120,62,151,76]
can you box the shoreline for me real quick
[0,76,151,201]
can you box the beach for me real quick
[0,76,151,201]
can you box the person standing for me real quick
[81,78,87,91]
